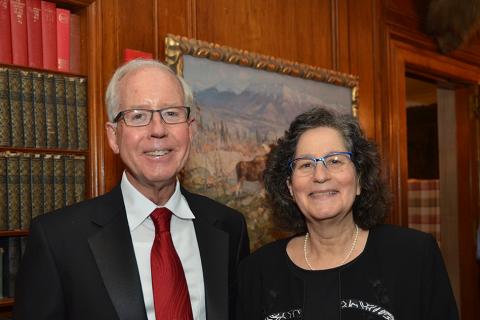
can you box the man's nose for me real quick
[149,112,167,135]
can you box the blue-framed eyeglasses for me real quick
[288,151,353,176]
[113,106,191,127]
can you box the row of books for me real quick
[0,152,86,231]
[0,0,80,73]
[0,67,88,150]
[0,236,26,299]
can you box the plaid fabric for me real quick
[408,179,441,245]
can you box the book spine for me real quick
[19,153,31,229]
[75,77,87,149]
[73,155,85,202]
[0,0,12,64]
[26,0,41,68]
[20,237,28,262]
[123,48,153,62]
[32,71,46,147]
[0,246,3,298]
[0,68,11,146]
[20,236,27,257]
[40,0,56,70]
[64,155,74,206]
[30,153,42,218]
[65,76,78,149]
[42,154,53,213]
[20,70,35,147]
[43,73,57,148]
[6,153,20,230]
[9,0,28,66]
[54,74,67,148]
[7,237,20,297]
[56,8,69,72]
[53,154,64,210]
[7,68,23,147]
[69,13,80,74]
[0,152,7,230]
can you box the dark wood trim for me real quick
[385,37,480,320]
[0,230,28,237]
[456,87,480,316]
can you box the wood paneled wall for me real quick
[87,0,479,318]
[95,0,382,193]
[92,0,480,193]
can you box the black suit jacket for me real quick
[13,185,250,320]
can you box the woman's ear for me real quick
[286,178,295,200]
[356,174,361,196]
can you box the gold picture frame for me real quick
[165,34,359,249]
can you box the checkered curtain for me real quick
[408,179,441,245]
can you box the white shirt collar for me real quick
[120,172,195,231]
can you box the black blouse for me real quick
[237,224,458,320]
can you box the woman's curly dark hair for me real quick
[264,107,390,233]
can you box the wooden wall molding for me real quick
[84,0,105,197]
[384,37,480,319]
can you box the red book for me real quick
[124,48,153,62]
[10,0,28,66]
[41,0,56,70]
[26,0,42,68]
[69,13,80,73]
[0,0,12,63]
[56,7,69,71]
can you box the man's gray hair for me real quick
[105,59,195,122]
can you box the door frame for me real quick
[385,38,480,318]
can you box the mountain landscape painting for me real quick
[182,55,353,249]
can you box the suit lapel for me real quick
[88,186,147,320]
[184,190,229,320]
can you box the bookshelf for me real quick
[0,0,95,316]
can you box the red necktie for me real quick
[150,208,193,320]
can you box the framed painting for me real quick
[165,34,359,250]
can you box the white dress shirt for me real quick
[121,172,206,320]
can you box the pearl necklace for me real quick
[303,224,359,270]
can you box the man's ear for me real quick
[188,118,197,140]
[105,122,120,154]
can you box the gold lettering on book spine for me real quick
[8,70,24,147]
[0,68,11,146]
[75,78,87,150]
[65,155,75,206]
[21,71,35,147]
[0,152,7,229]
[19,153,32,229]
[6,153,20,229]
[74,155,85,202]
[30,154,43,218]
[55,75,68,149]
[53,155,65,210]
[44,74,57,148]
[33,72,46,147]
[42,154,54,213]
[65,77,78,149]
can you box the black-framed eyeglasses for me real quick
[113,106,191,127]
[288,151,353,176]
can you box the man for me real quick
[14,59,250,320]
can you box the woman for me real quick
[236,107,458,320]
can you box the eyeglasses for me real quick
[288,151,353,176]
[113,106,191,127]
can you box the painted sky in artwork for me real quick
[183,55,353,139]
[183,55,352,110]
